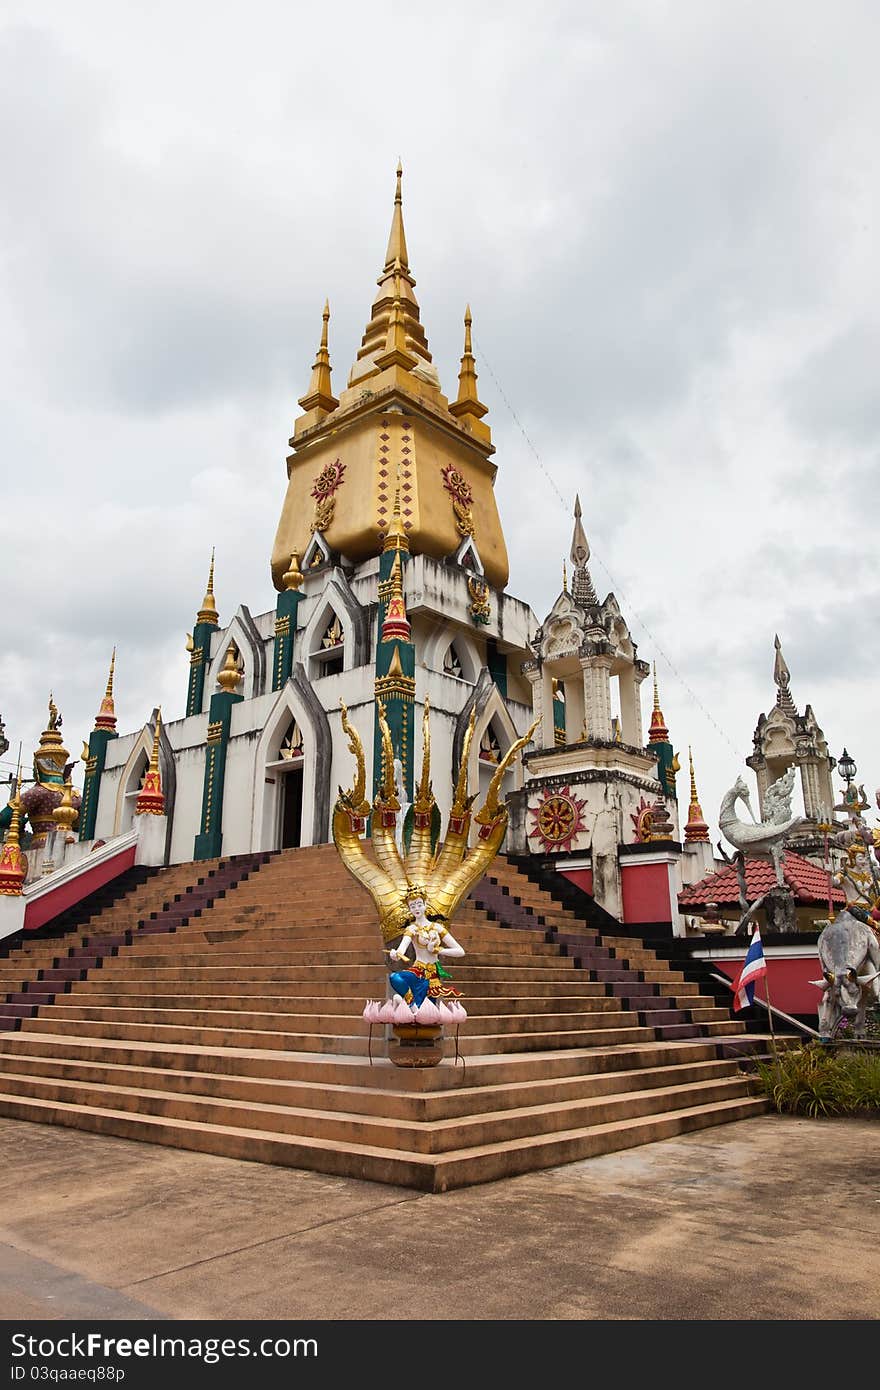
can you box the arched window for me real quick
[479,723,502,764]
[310,610,345,679]
[443,643,464,679]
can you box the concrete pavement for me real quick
[0,1113,877,1321]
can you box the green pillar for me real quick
[186,622,216,717]
[372,547,415,803]
[272,589,303,691]
[193,689,243,861]
[78,728,117,841]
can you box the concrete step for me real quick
[0,1089,770,1191]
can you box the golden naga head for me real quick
[332,696,538,942]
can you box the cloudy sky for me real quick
[1,1,878,840]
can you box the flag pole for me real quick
[756,925,778,1059]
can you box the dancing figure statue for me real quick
[388,892,464,1010]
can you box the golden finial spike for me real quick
[649,663,669,744]
[450,303,488,422]
[383,465,410,553]
[197,551,219,627]
[298,300,339,415]
[150,709,162,773]
[563,559,568,593]
[95,647,118,731]
[684,745,710,842]
[688,746,698,802]
[106,648,116,699]
[653,662,660,713]
[384,161,409,271]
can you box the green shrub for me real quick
[756,1043,880,1117]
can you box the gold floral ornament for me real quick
[333,697,539,943]
[441,464,475,538]
[310,457,346,534]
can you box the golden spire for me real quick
[384,160,409,272]
[282,552,304,591]
[382,469,410,554]
[375,267,418,371]
[197,549,219,627]
[449,305,488,424]
[684,746,710,843]
[298,299,339,416]
[348,164,436,387]
[562,559,568,594]
[217,642,243,693]
[136,710,165,815]
[95,647,117,731]
[648,663,669,744]
[0,772,26,896]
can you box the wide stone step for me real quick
[33,1002,641,1036]
[0,1029,770,1089]
[0,1069,757,1152]
[66,977,611,1001]
[93,963,584,983]
[0,1051,748,1121]
[61,990,617,1015]
[0,1089,769,1191]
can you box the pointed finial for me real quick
[52,776,78,835]
[150,709,162,772]
[282,551,304,591]
[684,746,710,843]
[563,559,568,593]
[450,303,489,423]
[648,663,669,743]
[384,160,409,271]
[95,648,118,731]
[382,461,410,553]
[197,550,219,627]
[569,495,598,606]
[298,299,339,415]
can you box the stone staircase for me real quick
[0,845,771,1190]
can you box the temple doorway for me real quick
[280,766,304,849]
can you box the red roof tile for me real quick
[678,850,845,909]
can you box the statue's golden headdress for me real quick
[333,697,538,942]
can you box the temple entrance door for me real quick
[279,766,303,849]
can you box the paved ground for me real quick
[0,1113,877,1321]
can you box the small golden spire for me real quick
[562,559,568,593]
[282,551,304,591]
[136,711,165,816]
[298,299,339,416]
[449,305,488,422]
[217,642,243,693]
[197,550,219,627]
[375,266,417,371]
[384,160,409,272]
[382,468,410,554]
[684,746,710,843]
[95,647,117,731]
[648,663,669,744]
[0,772,26,896]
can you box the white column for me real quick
[564,676,585,744]
[618,666,643,746]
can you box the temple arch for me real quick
[251,665,332,851]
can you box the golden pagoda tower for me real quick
[271,164,510,590]
[95,648,118,731]
[684,748,710,843]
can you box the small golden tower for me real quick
[136,711,166,816]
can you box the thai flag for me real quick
[731,926,768,1012]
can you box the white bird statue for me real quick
[719,773,805,887]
